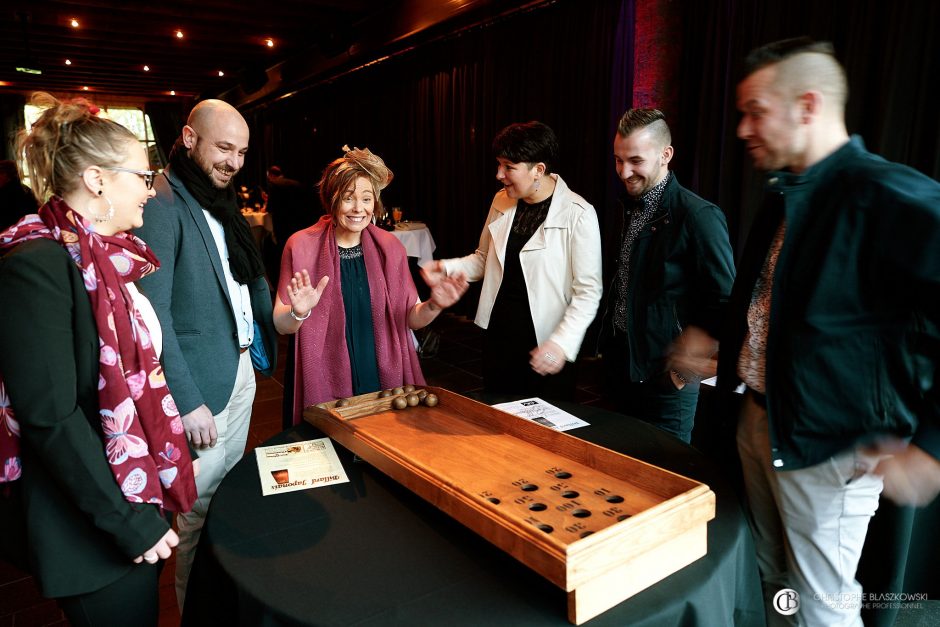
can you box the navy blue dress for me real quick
[339,244,381,394]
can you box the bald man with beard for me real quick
[135,99,277,610]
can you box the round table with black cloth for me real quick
[181,398,765,626]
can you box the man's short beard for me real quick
[209,169,233,189]
[189,147,233,189]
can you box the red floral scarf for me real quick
[0,197,196,512]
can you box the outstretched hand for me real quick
[286,269,330,317]
[420,261,447,288]
[426,270,468,310]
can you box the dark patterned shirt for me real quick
[737,220,786,393]
[613,172,671,332]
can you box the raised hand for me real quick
[286,269,330,318]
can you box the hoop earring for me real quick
[88,195,115,223]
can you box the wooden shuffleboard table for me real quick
[305,386,716,624]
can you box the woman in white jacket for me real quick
[425,121,602,400]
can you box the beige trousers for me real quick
[737,391,883,627]
[175,350,256,611]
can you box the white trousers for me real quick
[175,350,256,611]
[737,391,883,627]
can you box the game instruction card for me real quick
[491,397,589,432]
[255,438,349,496]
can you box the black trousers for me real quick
[58,561,160,627]
[482,328,578,402]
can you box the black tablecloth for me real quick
[182,400,764,626]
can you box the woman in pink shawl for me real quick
[274,147,467,422]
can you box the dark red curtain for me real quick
[244,0,631,267]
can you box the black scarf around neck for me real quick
[169,139,264,284]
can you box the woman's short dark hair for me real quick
[492,121,559,174]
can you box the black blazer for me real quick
[0,239,169,598]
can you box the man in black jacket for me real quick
[723,38,940,626]
[600,108,734,443]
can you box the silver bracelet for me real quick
[289,307,311,322]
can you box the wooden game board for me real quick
[304,387,715,624]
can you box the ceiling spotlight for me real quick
[143,65,150,72]
[82,86,89,91]
[170,90,176,96]
[218,70,225,77]
[70,18,80,28]
[65,59,72,65]
[264,38,275,48]
[175,30,184,39]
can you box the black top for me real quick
[339,244,380,394]
[490,195,553,322]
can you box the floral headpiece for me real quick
[340,144,394,190]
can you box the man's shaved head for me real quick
[181,99,250,188]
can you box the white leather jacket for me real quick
[441,174,603,361]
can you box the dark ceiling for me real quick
[0,0,405,103]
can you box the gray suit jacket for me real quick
[135,167,276,416]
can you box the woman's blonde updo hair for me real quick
[318,145,394,221]
[17,92,139,201]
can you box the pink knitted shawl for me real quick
[279,216,425,423]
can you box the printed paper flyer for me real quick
[491,397,589,432]
[255,438,349,496]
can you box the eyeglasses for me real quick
[104,167,156,189]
